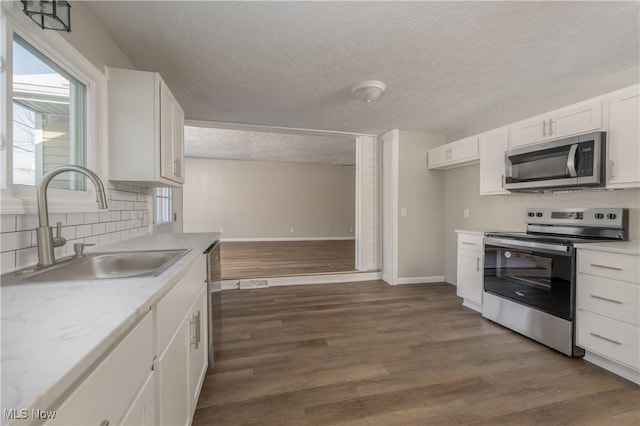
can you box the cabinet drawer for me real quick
[48,314,153,426]
[457,233,484,251]
[157,255,206,353]
[577,310,639,370]
[577,273,640,326]
[578,250,640,283]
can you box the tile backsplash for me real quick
[1,182,152,273]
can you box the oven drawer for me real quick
[578,250,639,284]
[577,274,640,326]
[577,310,640,370]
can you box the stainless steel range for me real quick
[483,207,628,357]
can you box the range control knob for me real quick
[607,213,617,220]
[536,212,543,217]
[595,213,604,219]
[528,212,535,217]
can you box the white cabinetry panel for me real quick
[479,127,509,195]
[509,100,603,148]
[607,85,640,188]
[108,67,184,186]
[456,231,484,313]
[427,136,479,169]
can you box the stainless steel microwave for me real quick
[505,132,605,192]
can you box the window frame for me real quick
[154,186,173,225]
[0,2,108,215]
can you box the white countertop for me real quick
[1,232,219,419]
[454,229,486,236]
[574,240,640,256]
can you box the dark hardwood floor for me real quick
[221,240,357,280]
[194,281,639,425]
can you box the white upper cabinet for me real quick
[427,136,479,169]
[509,99,603,149]
[479,127,509,195]
[108,67,185,186]
[607,85,640,189]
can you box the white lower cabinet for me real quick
[157,256,208,426]
[47,314,154,426]
[44,254,209,426]
[455,231,484,313]
[576,246,640,384]
[121,372,156,426]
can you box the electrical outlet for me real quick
[349,228,353,233]
[464,208,470,218]
[290,228,294,233]
[219,227,224,233]
[401,208,407,217]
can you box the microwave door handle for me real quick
[566,144,578,177]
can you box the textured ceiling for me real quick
[87,1,639,135]
[184,126,356,165]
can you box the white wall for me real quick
[182,157,355,239]
[396,131,446,279]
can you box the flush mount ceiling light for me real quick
[21,0,71,32]
[351,80,386,103]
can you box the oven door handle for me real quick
[566,144,578,177]
[484,237,569,253]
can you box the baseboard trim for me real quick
[583,351,640,385]
[391,276,446,285]
[220,237,356,242]
[221,271,382,290]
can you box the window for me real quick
[1,4,107,214]
[12,35,86,190]
[155,187,173,224]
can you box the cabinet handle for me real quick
[590,294,623,304]
[609,160,615,179]
[590,333,622,346]
[476,257,480,272]
[461,242,476,246]
[99,421,110,426]
[590,263,623,271]
[548,118,554,136]
[542,120,547,137]
[501,174,505,188]
[190,310,201,349]
[174,159,181,177]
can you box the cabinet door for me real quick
[479,127,509,195]
[549,100,602,140]
[509,115,547,148]
[427,145,449,168]
[451,136,479,163]
[158,315,191,426]
[607,86,640,188]
[190,286,209,409]
[160,82,175,182]
[456,249,483,307]
[121,373,156,426]
[173,104,185,183]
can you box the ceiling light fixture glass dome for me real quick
[351,80,386,102]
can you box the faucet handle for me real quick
[52,222,67,247]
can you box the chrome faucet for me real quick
[36,165,108,267]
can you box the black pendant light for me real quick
[21,1,71,32]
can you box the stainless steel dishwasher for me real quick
[205,240,221,367]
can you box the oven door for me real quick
[484,239,574,320]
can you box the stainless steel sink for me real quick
[4,249,190,284]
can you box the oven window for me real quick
[484,245,573,320]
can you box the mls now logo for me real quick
[3,409,28,420]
